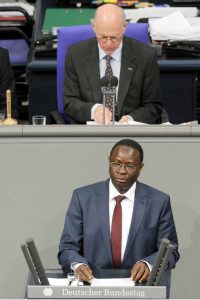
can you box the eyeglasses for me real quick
[110,161,141,171]
[96,35,122,43]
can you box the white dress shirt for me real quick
[99,43,122,89]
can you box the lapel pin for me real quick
[128,67,133,71]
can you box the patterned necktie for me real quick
[111,195,126,268]
[105,55,113,78]
[104,55,115,114]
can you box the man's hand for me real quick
[118,115,133,124]
[75,265,94,283]
[93,105,112,124]
[131,261,150,283]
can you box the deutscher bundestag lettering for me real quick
[62,287,145,297]
[28,286,166,299]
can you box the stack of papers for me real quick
[124,7,198,22]
[47,277,135,287]
[149,11,200,41]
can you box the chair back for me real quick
[0,6,33,66]
[57,23,149,114]
[0,39,29,65]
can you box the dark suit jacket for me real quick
[63,36,163,124]
[58,180,179,277]
[0,47,17,117]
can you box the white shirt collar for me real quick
[109,178,136,202]
[98,42,122,62]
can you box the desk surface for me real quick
[1,124,200,138]
[28,55,200,72]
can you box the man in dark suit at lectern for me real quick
[63,4,163,124]
[58,139,179,291]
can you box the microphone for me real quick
[101,76,109,125]
[101,76,118,125]
[100,76,109,87]
[109,76,118,87]
[100,76,118,87]
[146,238,173,287]
[21,238,50,286]
[109,76,118,123]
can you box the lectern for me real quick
[26,275,166,299]
[23,238,170,299]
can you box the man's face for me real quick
[109,145,144,194]
[93,18,126,55]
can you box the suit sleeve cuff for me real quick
[71,262,87,272]
[140,260,153,272]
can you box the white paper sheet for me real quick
[86,121,148,125]
[161,121,198,125]
[91,278,135,287]
[48,277,70,286]
[149,11,200,41]
[125,7,198,21]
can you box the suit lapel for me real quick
[95,180,113,263]
[85,39,102,103]
[118,37,136,115]
[122,182,148,263]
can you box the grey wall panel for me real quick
[0,136,200,298]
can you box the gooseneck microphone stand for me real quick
[100,76,118,125]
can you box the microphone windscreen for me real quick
[110,76,118,87]
[100,76,109,87]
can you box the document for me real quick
[48,277,84,286]
[124,7,198,21]
[87,120,198,126]
[149,11,200,41]
[48,277,70,286]
[86,121,148,125]
[161,120,198,125]
[91,278,135,287]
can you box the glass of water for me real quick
[32,115,46,125]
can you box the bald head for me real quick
[94,4,126,26]
[92,4,127,55]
